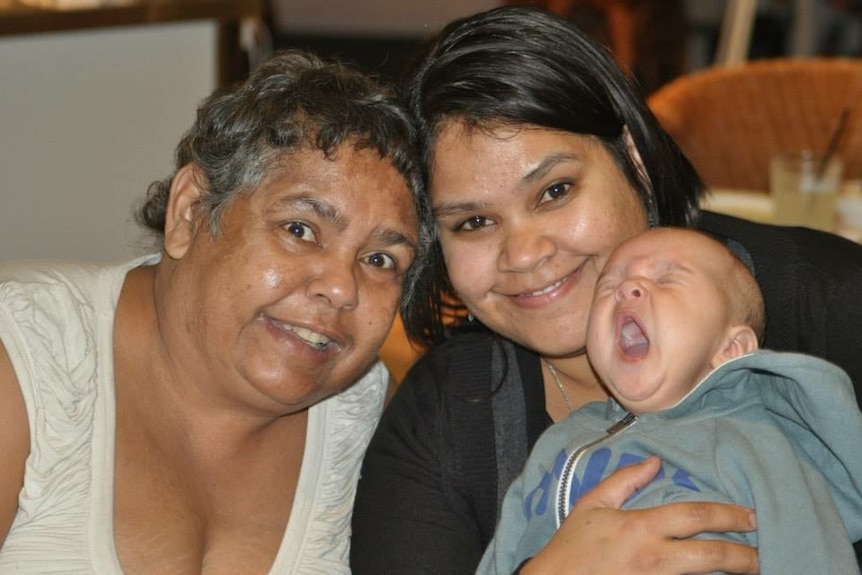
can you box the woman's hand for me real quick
[520,457,759,575]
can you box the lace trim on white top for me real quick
[273,361,387,574]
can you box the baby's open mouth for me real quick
[619,317,649,359]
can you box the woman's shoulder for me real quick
[699,211,862,278]
[411,329,498,370]
[0,258,151,395]
[0,257,155,301]
[0,259,105,287]
[389,329,546,433]
[402,328,532,395]
[386,330,502,417]
[0,261,106,346]
[700,211,862,396]
[698,211,862,308]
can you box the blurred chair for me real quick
[648,57,862,192]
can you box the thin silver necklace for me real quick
[544,360,574,413]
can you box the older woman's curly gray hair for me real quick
[137,49,433,313]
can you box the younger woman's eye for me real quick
[365,252,396,270]
[284,221,317,243]
[456,215,492,232]
[540,182,571,204]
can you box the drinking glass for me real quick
[769,151,843,232]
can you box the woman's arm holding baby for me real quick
[520,457,760,575]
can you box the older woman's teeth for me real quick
[526,278,565,297]
[292,326,331,349]
[275,320,332,350]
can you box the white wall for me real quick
[0,3,503,263]
[0,21,217,263]
[272,0,502,37]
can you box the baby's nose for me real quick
[617,280,645,300]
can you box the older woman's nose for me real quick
[306,261,359,310]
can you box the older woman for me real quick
[351,6,862,574]
[0,50,431,573]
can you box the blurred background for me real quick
[268,0,862,94]
[2,0,860,265]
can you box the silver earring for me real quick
[467,312,474,323]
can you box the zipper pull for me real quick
[606,412,638,434]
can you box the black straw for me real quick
[817,108,850,179]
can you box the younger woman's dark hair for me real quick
[136,49,433,314]
[401,5,705,347]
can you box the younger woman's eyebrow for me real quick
[433,153,582,218]
[432,201,486,218]
[520,153,581,186]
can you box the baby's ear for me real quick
[710,325,759,369]
[164,164,207,260]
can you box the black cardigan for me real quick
[351,213,862,574]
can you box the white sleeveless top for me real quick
[0,258,387,573]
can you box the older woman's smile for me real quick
[264,316,338,351]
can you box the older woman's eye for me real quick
[540,182,571,204]
[284,221,317,243]
[365,252,396,270]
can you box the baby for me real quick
[479,227,862,575]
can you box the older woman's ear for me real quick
[163,164,206,260]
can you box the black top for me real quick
[351,213,862,574]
